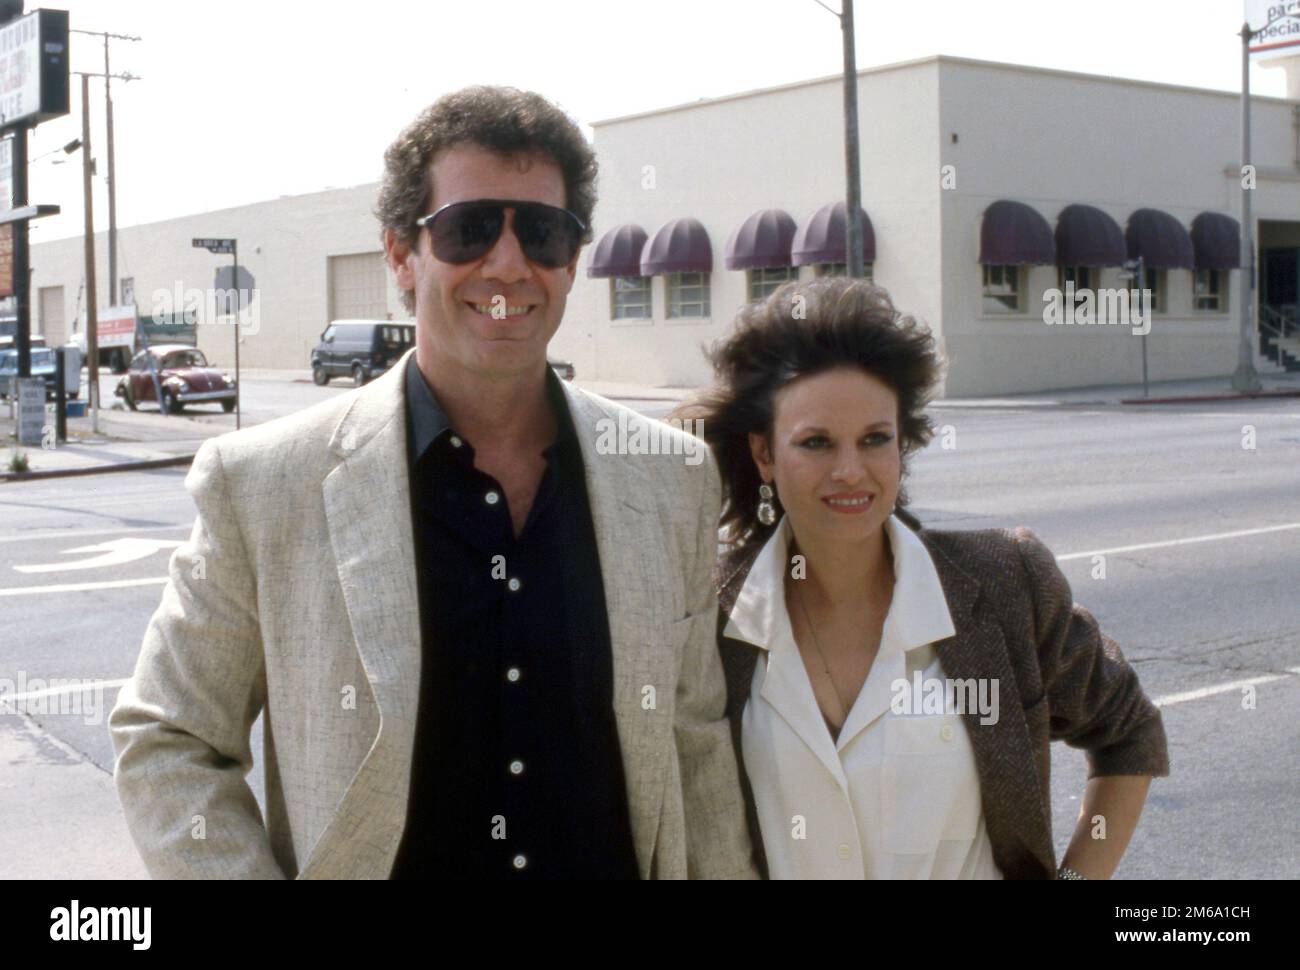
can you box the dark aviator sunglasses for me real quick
[414,198,586,268]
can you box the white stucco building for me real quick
[28,55,1300,396]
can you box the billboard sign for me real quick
[1247,1,1300,54]
[0,9,71,127]
[83,305,137,350]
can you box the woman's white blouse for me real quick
[724,514,1004,880]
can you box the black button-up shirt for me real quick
[389,354,640,879]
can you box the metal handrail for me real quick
[1258,305,1294,368]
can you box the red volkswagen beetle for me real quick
[116,345,237,414]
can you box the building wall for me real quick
[28,55,1300,395]
[30,183,407,370]
[936,59,1300,395]
[553,59,943,389]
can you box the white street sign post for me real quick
[17,376,43,446]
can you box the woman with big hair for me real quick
[678,276,1168,879]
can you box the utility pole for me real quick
[73,62,139,432]
[71,28,140,308]
[80,72,98,433]
[814,0,865,277]
[1234,21,1263,393]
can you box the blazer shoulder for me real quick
[565,383,715,485]
[917,524,1050,580]
[195,386,366,480]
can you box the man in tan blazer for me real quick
[108,86,757,880]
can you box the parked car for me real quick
[547,358,575,381]
[115,345,237,414]
[311,320,414,386]
[0,347,73,400]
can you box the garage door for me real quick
[329,252,387,321]
[38,285,66,345]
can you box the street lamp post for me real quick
[815,0,866,278]
[1234,21,1263,393]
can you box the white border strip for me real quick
[1153,668,1300,708]
[0,577,168,597]
[0,678,129,704]
[1057,522,1300,562]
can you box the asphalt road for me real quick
[2,389,1297,879]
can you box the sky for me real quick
[20,0,1300,257]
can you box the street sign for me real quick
[1247,1,1300,54]
[213,264,255,313]
[191,236,242,429]
[0,134,10,209]
[193,237,235,255]
[0,10,70,127]
[16,376,43,445]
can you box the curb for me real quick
[1119,390,1300,405]
[0,454,196,483]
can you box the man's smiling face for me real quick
[393,142,578,382]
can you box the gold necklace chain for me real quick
[791,576,853,728]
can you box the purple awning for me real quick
[725,209,797,270]
[1055,204,1126,267]
[640,217,713,275]
[791,201,875,266]
[1190,212,1241,270]
[587,224,648,278]
[1126,209,1194,269]
[979,200,1055,265]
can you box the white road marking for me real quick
[14,537,184,574]
[0,523,191,546]
[1057,522,1300,561]
[0,576,168,597]
[0,678,129,704]
[1153,668,1300,708]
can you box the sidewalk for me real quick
[933,371,1300,408]
[0,713,148,879]
[1,405,222,478]
[5,370,1298,479]
[252,365,701,403]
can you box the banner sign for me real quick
[1247,1,1300,54]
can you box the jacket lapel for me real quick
[562,383,675,880]
[299,354,422,879]
[918,530,1056,879]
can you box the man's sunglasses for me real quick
[414,199,586,268]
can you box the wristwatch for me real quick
[1057,866,1087,880]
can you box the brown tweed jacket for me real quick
[715,523,1170,880]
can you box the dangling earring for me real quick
[757,482,777,526]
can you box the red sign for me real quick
[98,309,136,338]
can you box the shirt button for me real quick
[837,844,852,860]
[485,490,500,506]
[506,667,521,683]
[507,577,521,592]
[512,854,527,870]
[940,724,955,742]
[509,759,524,776]
[449,435,463,448]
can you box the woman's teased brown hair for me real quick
[677,276,944,554]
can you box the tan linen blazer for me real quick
[109,349,757,880]
[716,524,1170,880]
